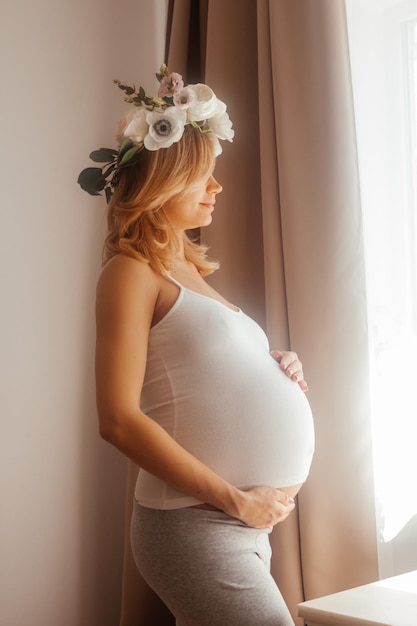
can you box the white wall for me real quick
[0,2,167,624]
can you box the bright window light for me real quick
[347,0,417,574]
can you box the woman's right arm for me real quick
[95,255,294,529]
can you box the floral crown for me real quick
[77,64,234,201]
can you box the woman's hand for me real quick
[232,486,295,529]
[270,350,308,392]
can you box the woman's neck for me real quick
[171,230,186,261]
[171,256,199,277]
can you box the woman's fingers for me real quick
[273,497,296,524]
[270,350,309,392]
[237,486,296,528]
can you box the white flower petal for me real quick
[208,112,234,142]
[144,108,186,150]
[213,98,227,116]
[186,83,220,121]
[210,135,222,157]
[115,108,136,145]
[121,107,148,145]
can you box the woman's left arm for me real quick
[270,350,309,392]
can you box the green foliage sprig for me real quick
[114,79,173,109]
[77,138,141,202]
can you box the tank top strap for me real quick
[164,273,183,288]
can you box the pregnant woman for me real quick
[79,66,314,625]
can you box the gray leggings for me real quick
[131,501,295,626]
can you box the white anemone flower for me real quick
[144,107,187,150]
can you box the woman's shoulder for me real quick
[97,253,161,303]
[99,253,157,281]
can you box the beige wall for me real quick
[0,1,166,624]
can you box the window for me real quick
[404,17,417,316]
[347,0,417,578]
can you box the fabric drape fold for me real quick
[205,0,378,611]
[119,2,379,624]
[262,0,379,601]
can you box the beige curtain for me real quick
[119,1,379,624]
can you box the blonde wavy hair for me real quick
[103,126,220,276]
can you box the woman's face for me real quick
[163,173,223,231]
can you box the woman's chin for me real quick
[192,215,213,229]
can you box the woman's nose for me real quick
[208,176,223,194]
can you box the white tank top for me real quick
[135,277,315,509]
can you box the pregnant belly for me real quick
[140,351,314,510]
[281,481,304,498]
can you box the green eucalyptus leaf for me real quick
[115,81,135,96]
[118,138,134,159]
[105,186,113,204]
[77,167,104,196]
[89,148,118,163]
[96,172,108,191]
[102,162,116,178]
[119,145,140,167]
[139,86,146,99]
